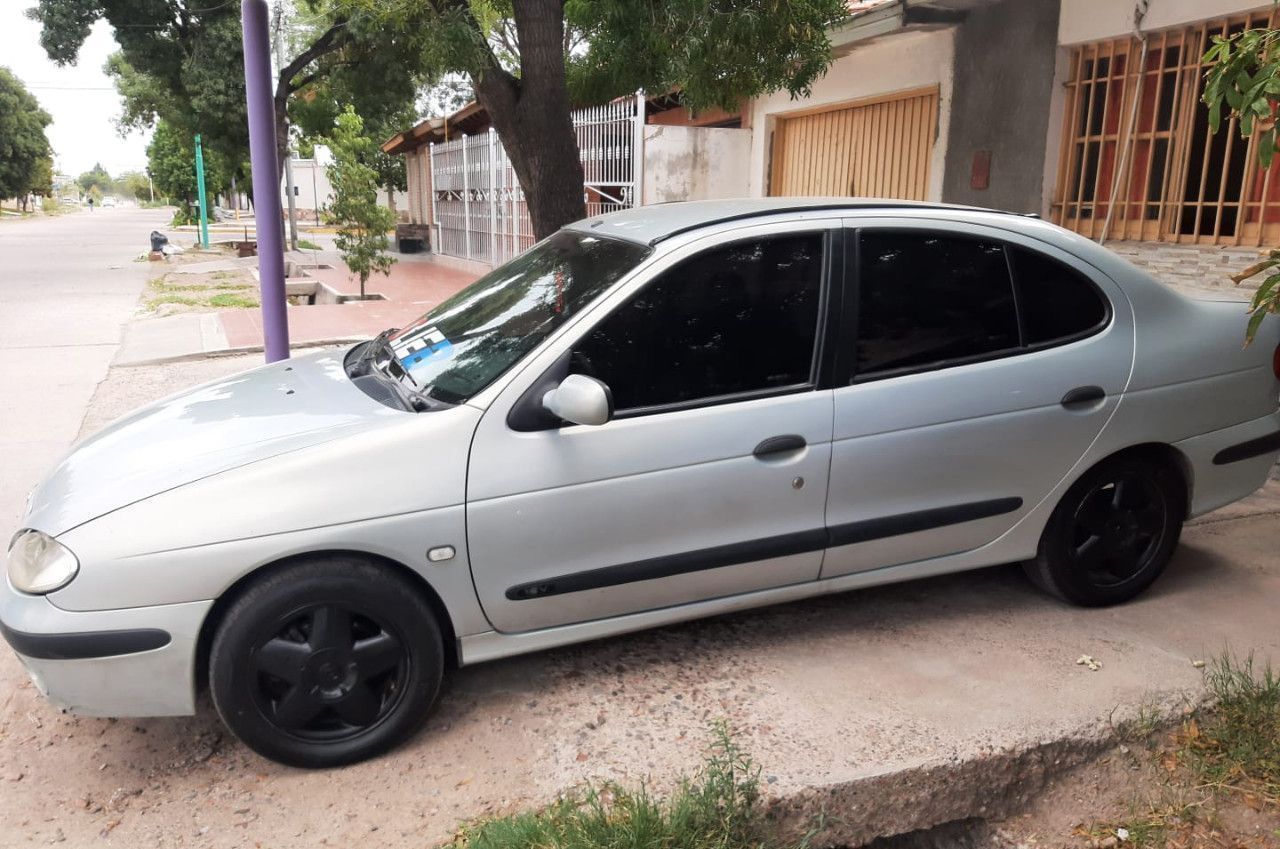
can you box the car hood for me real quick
[23,348,404,537]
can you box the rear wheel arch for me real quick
[1075,443,1192,513]
[195,550,459,695]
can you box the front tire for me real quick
[209,556,444,768]
[1025,455,1185,606]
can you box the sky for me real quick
[0,4,151,179]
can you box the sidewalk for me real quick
[115,250,482,366]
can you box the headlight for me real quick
[7,530,79,594]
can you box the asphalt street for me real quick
[0,207,168,528]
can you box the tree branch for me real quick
[276,20,350,96]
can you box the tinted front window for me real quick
[856,232,1019,376]
[573,234,824,410]
[388,231,648,403]
[1010,247,1108,344]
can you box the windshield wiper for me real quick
[356,329,456,412]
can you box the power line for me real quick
[24,84,117,91]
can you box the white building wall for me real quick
[1059,0,1273,44]
[282,145,409,219]
[744,27,956,200]
[642,125,752,203]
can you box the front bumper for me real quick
[0,578,210,717]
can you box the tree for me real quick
[1203,27,1280,344]
[115,170,151,202]
[0,66,53,205]
[77,162,113,196]
[327,107,396,298]
[28,155,54,206]
[355,0,847,237]
[28,0,433,181]
[147,120,229,223]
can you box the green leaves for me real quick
[1204,27,1280,342]
[1203,29,1280,164]
[0,67,54,202]
[564,0,848,112]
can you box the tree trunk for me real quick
[472,0,586,239]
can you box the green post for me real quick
[194,133,210,248]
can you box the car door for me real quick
[466,221,839,633]
[821,219,1135,578]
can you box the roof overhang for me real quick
[381,101,493,155]
[832,0,1002,54]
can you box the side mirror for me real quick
[542,374,613,426]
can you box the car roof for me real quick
[565,198,1034,246]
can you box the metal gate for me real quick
[769,87,939,200]
[430,93,645,265]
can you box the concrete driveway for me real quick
[1,212,1278,847]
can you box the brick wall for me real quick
[1107,241,1260,301]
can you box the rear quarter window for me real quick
[1009,247,1109,346]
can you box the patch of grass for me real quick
[297,238,323,250]
[1112,698,1168,745]
[208,292,258,308]
[146,294,202,308]
[1185,653,1280,804]
[450,723,798,849]
[1081,787,1212,849]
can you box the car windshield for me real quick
[386,230,650,404]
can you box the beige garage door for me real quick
[769,86,939,200]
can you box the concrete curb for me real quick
[765,709,1191,846]
[112,336,367,367]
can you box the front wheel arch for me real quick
[194,550,459,696]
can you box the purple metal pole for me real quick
[241,0,290,361]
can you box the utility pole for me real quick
[194,133,210,248]
[242,0,290,361]
[273,2,299,252]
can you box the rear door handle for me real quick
[753,434,806,459]
[1060,385,1106,410]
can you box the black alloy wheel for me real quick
[210,556,443,768]
[1025,455,1185,606]
[249,603,408,741]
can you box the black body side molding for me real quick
[1212,430,1280,466]
[506,497,1024,601]
[0,622,171,660]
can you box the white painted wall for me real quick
[1059,0,1273,45]
[744,27,956,200]
[282,145,409,218]
[642,125,752,203]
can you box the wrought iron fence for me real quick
[429,92,645,266]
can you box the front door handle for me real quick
[753,434,806,459]
[1060,385,1106,410]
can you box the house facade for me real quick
[746,0,1280,250]
[387,0,1280,267]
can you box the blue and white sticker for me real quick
[392,323,454,368]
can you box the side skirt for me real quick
[458,540,1029,667]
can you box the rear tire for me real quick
[209,556,443,768]
[1025,455,1185,606]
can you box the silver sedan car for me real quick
[5,200,1280,767]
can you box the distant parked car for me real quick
[4,199,1280,768]
[101,197,116,208]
